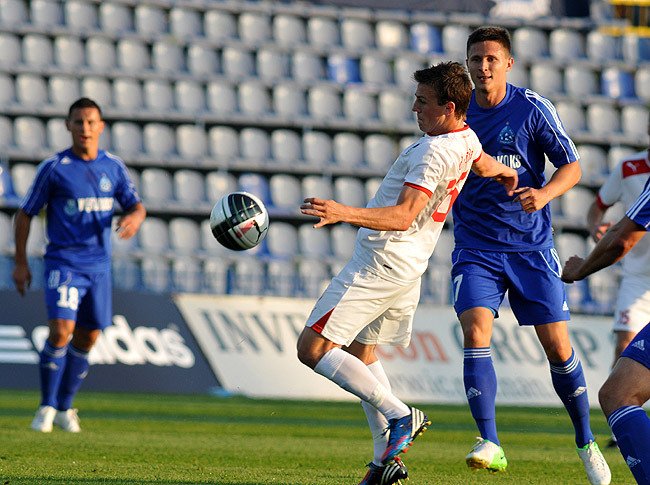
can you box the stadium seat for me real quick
[170,7,202,39]
[206,81,238,115]
[360,53,393,86]
[204,9,237,41]
[576,144,608,184]
[586,30,620,63]
[291,50,325,82]
[555,232,587,263]
[231,257,265,295]
[442,24,470,60]
[140,256,170,293]
[85,37,116,72]
[208,126,239,162]
[375,20,408,52]
[143,123,175,158]
[26,217,46,255]
[333,132,364,168]
[512,27,548,60]
[113,78,143,112]
[334,177,365,207]
[29,0,63,29]
[14,117,46,155]
[307,15,340,47]
[238,11,272,45]
[272,83,307,119]
[0,0,27,26]
[112,256,140,290]
[342,86,377,122]
[222,46,255,80]
[549,28,584,61]
[588,266,619,312]
[257,48,290,81]
[99,2,133,33]
[431,230,454,264]
[202,259,229,294]
[140,168,173,205]
[302,175,333,200]
[365,177,382,202]
[64,0,98,32]
[327,54,361,84]
[175,80,206,114]
[266,222,299,258]
[127,167,140,194]
[271,129,302,163]
[169,217,201,255]
[239,127,271,162]
[53,36,84,69]
[238,173,271,204]
[138,217,170,254]
[176,125,208,160]
[0,161,16,206]
[621,105,649,140]
[273,14,306,46]
[0,211,13,253]
[172,256,202,293]
[298,223,331,258]
[365,134,397,170]
[608,146,637,172]
[0,74,14,107]
[307,84,342,120]
[269,174,302,210]
[238,81,271,117]
[81,77,111,107]
[529,63,562,96]
[267,260,296,297]
[378,89,412,125]
[426,263,451,305]
[331,223,357,260]
[555,101,586,134]
[10,163,36,199]
[15,74,48,108]
[111,121,143,157]
[409,22,442,54]
[22,34,53,68]
[586,103,620,136]
[394,55,424,89]
[635,67,650,103]
[152,40,184,74]
[117,38,150,73]
[134,4,167,35]
[111,220,139,255]
[0,117,13,152]
[144,79,174,113]
[173,170,205,206]
[341,16,374,50]
[297,258,330,297]
[0,33,20,68]
[187,44,219,77]
[46,118,69,151]
[508,63,529,88]
[560,186,594,225]
[564,65,598,98]
[205,171,237,205]
[622,34,650,64]
[601,67,635,99]
[303,132,333,166]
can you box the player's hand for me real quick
[513,187,551,213]
[300,197,345,228]
[561,255,585,283]
[116,212,144,239]
[590,223,611,242]
[493,167,518,196]
[13,263,31,296]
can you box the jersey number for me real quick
[57,285,79,311]
[431,171,468,222]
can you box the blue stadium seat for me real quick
[267,260,296,297]
[238,173,271,205]
[622,34,650,64]
[601,67,635,99]
[327,54,361,84]
[112,256,140,291]
[171,256,201,293]
[410,22,442,54]
[141,256,170,293]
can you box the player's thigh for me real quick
[356,278,420,348]
[44,264,92,322]
[613,277,650,334]
[451,249,506,317]
[505,249,570,326]
[76,271,113,330]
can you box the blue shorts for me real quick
[621,322,650,370]
[44,261,112,329]
[451,248,570,325]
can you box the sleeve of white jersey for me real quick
[402,141,448,197]
[597,161,623,208]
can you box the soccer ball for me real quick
[209,192,269,250]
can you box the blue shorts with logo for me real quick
[451,248,570,325]
[44,260,112,329]
[621,322,650,370]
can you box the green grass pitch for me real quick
[0,390,635,484]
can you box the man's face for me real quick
[466,40,513,93]
[66,107,104,155]
[412,83,450,135]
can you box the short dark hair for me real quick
[466,26,512,56]
[413,61,473,119]
[67,97,103,120]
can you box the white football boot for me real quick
[54,408,81,433]
[31,405,56,432]
[577,441,611,485]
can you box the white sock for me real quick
[362,361,391,466]
[314,348,409,420]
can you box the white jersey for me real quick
[598,151,650,278]
[352,125,483,284]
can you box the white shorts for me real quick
[613,275,650,334]
[305,259,420,348]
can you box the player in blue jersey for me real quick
[451,26,611,484]
[12,98,146,433]
[563,180,650,485]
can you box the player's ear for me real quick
[506,56,514,72]
[446,101,455,115]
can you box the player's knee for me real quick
[599,378,628,417]
[296,344,320,369]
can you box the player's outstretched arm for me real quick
[514,160,581,213]
[561,216,645,283]
[586,198,611,242]
[301,186,429,231]
[471,151,518,195]
[115,202,146,240]
[12,209,32,296]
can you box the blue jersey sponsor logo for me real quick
[77,197,114,213]
[496,154,522,169]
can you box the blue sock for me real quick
[39,341,67,408]
[549,349,593,447]
[464,347,499,445]
[56,346,90,411]
[608,406,650,485]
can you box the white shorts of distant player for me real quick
[613,274,650,334]
[305,259,420,349]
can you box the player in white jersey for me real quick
[296,62,518,485]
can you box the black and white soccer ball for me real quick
[209,192,269,251]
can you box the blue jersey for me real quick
[627,178,650,229]
[21,149,140,272]
[453,83,579,251]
